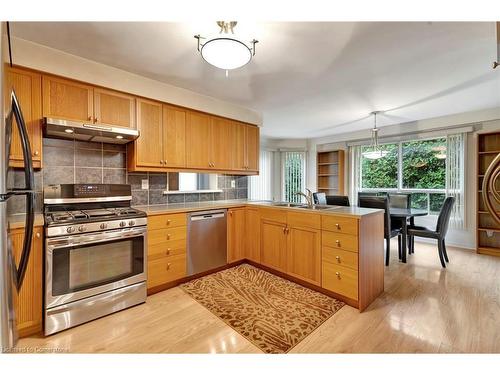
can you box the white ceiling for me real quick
[11,22,500,139]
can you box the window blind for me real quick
[249,150,274,200]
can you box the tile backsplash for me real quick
[8,137,248,214]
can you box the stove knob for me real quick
[120,221,126,227]
[78,225,86,232]
[128,220,135,226]
[100,223,108,230]
[66,227,74,234]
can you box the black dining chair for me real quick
[313,192,327,205]
[326,195,350,206]
[357,191,378,205]
[407,197,455,268]
[359,196,403,266]
[388,193,412,251]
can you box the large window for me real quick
[360,137,447,214]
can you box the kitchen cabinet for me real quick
[260,213,288,272]
[4,67,43,169]
[147,213,187,291]
[134,98,163,168]
[94,87,135,128]
[245,125,259,171]
[227,208,246,263]
[163,104,186,168]
[286,214,321,285]
[43,75,136,129]
[10,226,43,337]
[211,116,233,170]
[186,111,211,169]
[245,207,261,262]
[42,75,93,122]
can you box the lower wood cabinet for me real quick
[287,226,321,286]
[260,219,288,273]
[10,226,43,337]
[227,208,246,263]
[245,207,260,262]
[147,213,187,290]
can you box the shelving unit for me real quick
[316,150,345,196]
[476,131,500,256]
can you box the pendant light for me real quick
[362,111,388,160]
[195,21,258,72]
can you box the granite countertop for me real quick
[135,200,383,218]
[8,214,45,229]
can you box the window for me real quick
[359,137,448,215]
[249,150,274,200]
[282,151,306,203]
[167,173,218,192]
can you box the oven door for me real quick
[45,227,147,309]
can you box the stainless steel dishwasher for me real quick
[187,209,227,276]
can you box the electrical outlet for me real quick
[231,179,236,188]
[141,179,149,190]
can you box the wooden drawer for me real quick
[321,215,358,235]
[322,231,358,252]
[147,254,186,288]
[148,239,186,261]
[287,211,321,229]
[148,213,187,230]
[322,262,358,300]
[148,226,186,245]
[323,246,358,270]
[259,207,287,223]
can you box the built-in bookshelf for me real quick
[316,150,345,195]
[477,131,500,257]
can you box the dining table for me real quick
[389,208,428,263]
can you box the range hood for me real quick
[43,118,140,144]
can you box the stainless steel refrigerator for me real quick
[0,22,36,351]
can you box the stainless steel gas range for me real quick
[43,184,147,335]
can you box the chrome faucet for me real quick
[295,188,314,207]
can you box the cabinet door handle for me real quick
[335,271,341,279]
[229,211,233,216]
[94,117,98,123]
[286,227,290,234]
[34,151,39,156]
[36,232,41,238]
[282,227,286,234]
[88,115,92,121]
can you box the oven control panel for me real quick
[75,184,105,197]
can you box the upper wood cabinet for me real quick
[186,111,211,169]
[163,104,186,168]
[42,75,93,122]
[227,208,246,263]
[94,88,136,128]
[4,67,42,169]
[43,75,136,128]
[134,98,163,168]
[246,125,259,172]
[210,117,233,170]
[11,226,43,338]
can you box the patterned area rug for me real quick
[180,264,344,353]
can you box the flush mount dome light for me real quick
[195,21,258,71]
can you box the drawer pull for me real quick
[335,223,340,230]
[166,219,171,225]
[335,255,341,262]
[335,240,341,246]
[166,263,171,270]
[167,233,171,240]
[166,248,171,256]
[335,271,341,279]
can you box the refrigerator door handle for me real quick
[6,90,35,289]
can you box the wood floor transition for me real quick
[17,240,500,353]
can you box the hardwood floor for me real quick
[17,240,500,353]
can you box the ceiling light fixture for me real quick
[195,21,258,74]
[362,111,388,160]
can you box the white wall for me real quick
[9,36,262,126]
[307,109,500,250]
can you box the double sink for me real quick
[270,202,340,211]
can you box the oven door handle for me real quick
[46,228,147,250]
